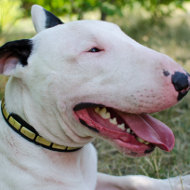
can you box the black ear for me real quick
[44,9,63,29]
[0,39,32,75]
[31,5,63,33]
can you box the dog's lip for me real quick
[73,103,175,155]
[73,103,104,111]
[114,139,155,156]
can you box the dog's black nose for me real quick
[172,72,188,91]
[172,72,190,100]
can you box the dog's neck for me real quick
[4,77,93,149]
[0,78,98,188]
[2,98,83,152]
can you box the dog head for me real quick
[0,5,189,156]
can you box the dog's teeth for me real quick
[99,108,107,115]
[117,123,125,131]
[102,112,111,119]
[105,112,111,119]
[110,117,117,125]
[137,137,145,143]
[95,107,100,113]
[126,128,131,133]
[95,107,111,119]
[136,137,150,145]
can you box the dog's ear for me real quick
[31,5,63,33]
[0,39,32,75]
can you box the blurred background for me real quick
[0,0,190,180]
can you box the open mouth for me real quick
[74,103,175,156]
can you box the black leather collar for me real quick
[1,97,82,152]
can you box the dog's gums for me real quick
[74,104,175,156]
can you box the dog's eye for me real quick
[88,47,102,53]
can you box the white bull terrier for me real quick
[0,4,189,190]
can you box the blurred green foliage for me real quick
[22,0,189,19]
[135,0,188,18]
[0,0,23,33]
[20,0,126,20]
[0,0,188,23]
[20,0,189,20]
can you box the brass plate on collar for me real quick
[9,116,21,131]
[35,136,51,146]
[21,127,36,140]
[67,146,79,151]
[2,106,9,119]
[52,143,67,150]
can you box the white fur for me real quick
[31,5,47,33]
[0,5,189,189]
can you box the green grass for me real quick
[0,7,190,180]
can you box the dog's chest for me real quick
[0,117,97,190]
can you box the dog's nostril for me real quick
[163,70,170,77]
[171,72,189,92]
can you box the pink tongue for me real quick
[119,113,175,151]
